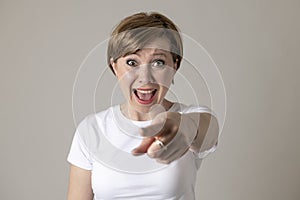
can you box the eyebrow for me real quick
[152,52,167,57]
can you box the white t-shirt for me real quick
[67,103,217,200]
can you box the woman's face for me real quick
[111,38,177,114]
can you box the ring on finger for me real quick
[156,139,167,151]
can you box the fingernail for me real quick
[131,149,144,156]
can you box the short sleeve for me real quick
[180,104,216,116]
[197,143,218,159]
[181,104,219,159]
[67,117,93,170]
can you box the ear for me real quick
[110,58,117,76]
[174,58,179,71]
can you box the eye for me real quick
[152,59,165,67]
[126,59,138,67]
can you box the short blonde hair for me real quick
[107,12,183,74]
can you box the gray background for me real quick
[1,0,299,199]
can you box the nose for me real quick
[137,64,154,84]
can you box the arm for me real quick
[67,164,94,200]
[132,111,219,163]
[188,112,219,154]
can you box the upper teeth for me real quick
[136,89,155,94]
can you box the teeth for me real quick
[136,89,155,94]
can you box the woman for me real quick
[67,12,219,200]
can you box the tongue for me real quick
[137,92,153,101]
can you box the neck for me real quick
[120,99,173,121]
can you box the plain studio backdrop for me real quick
[1,0,299,199]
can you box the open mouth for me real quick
[133,88,157,104]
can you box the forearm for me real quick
[186,112,219,153]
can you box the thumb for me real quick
[131,137,155,156]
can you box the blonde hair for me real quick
[107,12,183,74]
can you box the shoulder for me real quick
[77,105,116,130]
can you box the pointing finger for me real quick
[131,137,155,156]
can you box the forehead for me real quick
[143,37,171,52]
[130,37,172,58]
[133,48,171,58]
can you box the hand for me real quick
[131,112,199,164]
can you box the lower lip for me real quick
[134,91,157,105]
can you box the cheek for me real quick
[117,70,136,93]
[154,67,176,88]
